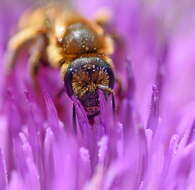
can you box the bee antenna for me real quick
[72,104,77,134]
[111,93,116,115]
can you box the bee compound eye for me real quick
[64,66,74,97]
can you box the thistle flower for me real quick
[0,0,195,190]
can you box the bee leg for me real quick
[29,34,46,80]
[28,35,47,111]
[94,8,111,26]
[72,104,77,134]
[116,77,123,97]
[103,36,114,55]
[5,27,45,74]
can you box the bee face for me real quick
[64,57,114,117]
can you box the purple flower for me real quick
[0,0,195,189]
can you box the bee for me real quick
[6,4,115,126]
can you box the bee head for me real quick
[64,57,115,118]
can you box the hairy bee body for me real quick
[7,5,115,119]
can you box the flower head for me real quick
[0,0,195,189]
